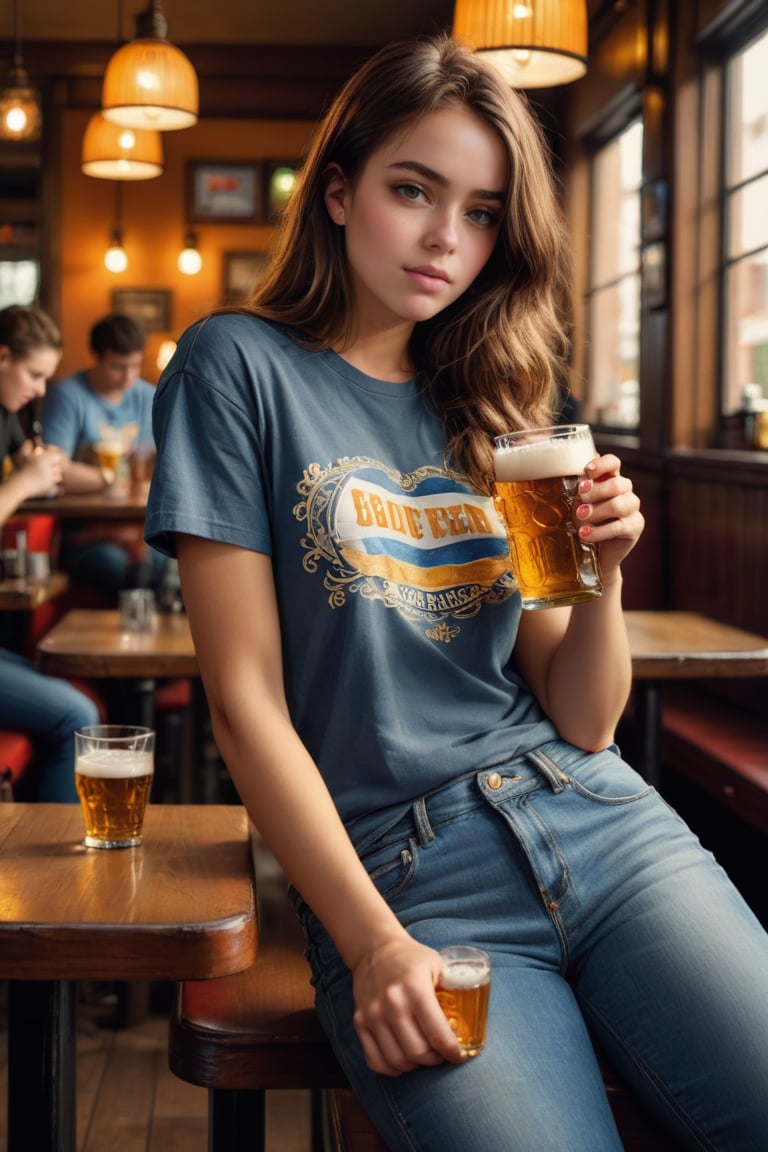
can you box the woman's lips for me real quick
[406,266,451,291]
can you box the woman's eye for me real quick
[467,206,498,227]
[396,183,426,203]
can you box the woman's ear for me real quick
[323,163,347,226]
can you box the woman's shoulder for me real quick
[171,313,311,385]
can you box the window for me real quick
[0,259,38,308]
[586,120,643,429]
[722,26,768,417]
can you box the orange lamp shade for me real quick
[452,0,588,88]
[102,38,199,131]
[81,112,164,179]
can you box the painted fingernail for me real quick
[579,525,592,538]
[577,503,591,519]
[578,478,592,494]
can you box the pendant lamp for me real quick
[452,0,588,88]
[0,0,42,141]
[102,0,198,131]
[82,112,163,179]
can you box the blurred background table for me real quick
[36,607,205,801]
[0,802,257,1152]
[36,606,196,685]
[624,610,768,785]
[20,487,149,520]
[0,571,69,611]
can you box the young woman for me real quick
[146,35,768,1152]
[0,304,101,801]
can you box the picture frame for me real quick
[111,287,171,333]
[641,178,667,242]
[222,250,270,304]
[641,240,666,310]
[188,161,264,224]
[264,160,300,222]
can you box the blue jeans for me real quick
[294,743,768,1151]
[59,535,167,596]
[0,648,101,801]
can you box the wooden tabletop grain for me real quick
[625,610,768,680]
[36,607,198,679]
[0,803,257,981]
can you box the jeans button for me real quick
[487,771,503,790]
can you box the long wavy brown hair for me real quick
[245,34,572,494]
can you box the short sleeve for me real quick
[144,351,272,560]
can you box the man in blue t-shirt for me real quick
[42,312,164,594]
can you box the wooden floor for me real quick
[0,988,312,1152]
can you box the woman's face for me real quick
[0,344,60,413]
[328,104,508,335]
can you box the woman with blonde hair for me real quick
[148,35,768,1151]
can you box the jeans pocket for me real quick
[540,741,654,805]
[361,835,418,903]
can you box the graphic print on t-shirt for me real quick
[294,457,516,642]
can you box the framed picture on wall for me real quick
[641,241,666,310]
[111,288,171,332]
[188,161,264,223]
[641,179,667,242]
[223,250,270,304]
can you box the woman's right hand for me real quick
[351,936,464,1076]
[17,445,64,497]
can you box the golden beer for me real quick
[94,439,124,474]
[75,726,154,848]
[436,946,491,1057]
[493,425,602,610]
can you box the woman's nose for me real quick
[424,209,458,251]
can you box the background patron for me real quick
[0,303,100,801]
[42,312,165,594]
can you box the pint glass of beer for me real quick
[75,725,155,849]
[436,945,491,1057]
[493,424,603,610]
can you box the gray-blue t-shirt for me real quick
[42,369,155,457]
[145,314,556,822]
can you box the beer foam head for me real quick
[441,960,490,989]
[76,747,154,779]
[494,431,595,481]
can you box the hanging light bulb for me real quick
[102,0,199,131]
[104,227,128,273]
[0,0,42,141]
[177,229,202,275]
[452,0,588,88]
[82,112,163,180]
[104,184,128,272]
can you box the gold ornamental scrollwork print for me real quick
[294,457,516,641]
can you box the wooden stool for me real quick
[169,847,684,1152]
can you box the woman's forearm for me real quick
[541,574,632,751]
[209,695,409,971]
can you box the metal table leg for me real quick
[7,980,77,1152]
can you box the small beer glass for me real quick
[74,725,155,849]
[436,945,491,1057]
[493,424,603,610]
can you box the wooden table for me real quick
[0,802,257,1152]
[625,610,768,785]
[36,607,197,683]
[0,571,69,611]
[20,487,149,520]
[36,607,205,800]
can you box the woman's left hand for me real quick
[574,454,644,576]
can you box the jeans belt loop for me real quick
[526,748,568,793]
[412,796,435,847]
